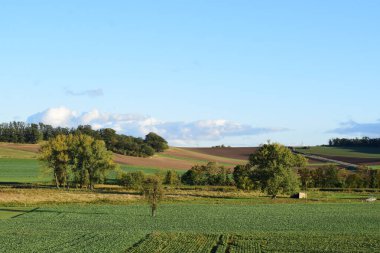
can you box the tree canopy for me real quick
[39,133,116,189]
[0,121,168,157]
[235,143,306,198]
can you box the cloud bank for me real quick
[329,120,380,136]
[65,88,104,97]
[27,107,285,146]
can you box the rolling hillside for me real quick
[0,143,252,183]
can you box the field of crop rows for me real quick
[127,233,262,253]
[1,203,379,252]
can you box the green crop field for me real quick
[0,158,51,183]
[0,203,379,252]
[0,159,182,184]
[296,146,380,158]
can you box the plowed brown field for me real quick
[184,147,256,160]
[0,143,251,170]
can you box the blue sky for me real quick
[0,0,379,146]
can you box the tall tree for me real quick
[249,143,306,198]
[39,135,71,188]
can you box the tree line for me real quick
[0,121,168,157]
[328,137,380,147]
[118,143,380,199]
[299,166,380,189]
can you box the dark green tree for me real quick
[249,143,306,198]
[144,132,168,152]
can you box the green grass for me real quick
[0,207,35,219]
[0,158,51,183]
[0,158,185,184]
[0,146,37,159]
[369,165,380,170]
[0,203,379,252]
[296,146,380,158]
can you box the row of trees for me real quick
[0,122,168,157]
[181,162,234,186]
[328,137,380,147]
[299,166,380,189]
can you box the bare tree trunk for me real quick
[66,174,70,190]
[151,203,157,217]
[54,172,60,189]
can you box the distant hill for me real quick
[0,143,250,170]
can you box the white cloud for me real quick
[65,88,104,97]
[27,107,77,127]
[329,120,380,136]
[27,107,285,145]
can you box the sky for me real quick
[0,0,379,146]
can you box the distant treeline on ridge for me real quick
[328,137,380,147]
[0,121,168,157]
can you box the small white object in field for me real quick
[365,197,376,202]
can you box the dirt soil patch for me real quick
[183,147,256,161]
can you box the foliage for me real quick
[144,132,169,152]
[329,136,380,147]
[118,171,146,190]
[142,176,164,217]
[0,121,168,157]
[233,165,254,191]
[163,170,181,185]
[181,162,234,186]
[243,143,306,198]
[39,134,116,189]
[297,165,380,189]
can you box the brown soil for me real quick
[183,147,256,161]
[165,148,246,164]
[113,153,194,170]
[318,155,380,165]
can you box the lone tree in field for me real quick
[142,176,163,217]
[248,143,306,198]
[39,134,116,189]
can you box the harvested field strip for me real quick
[183,147,256,161]
[0,142,40,154]
[169,148,247,164]
[0,146,37,159]
[156,153,238,167]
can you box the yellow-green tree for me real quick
[39,134,116,189]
